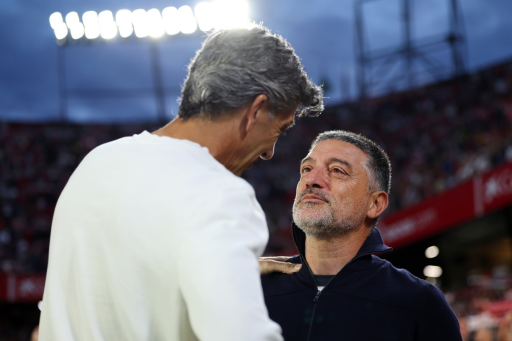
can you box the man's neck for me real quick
[153,117,241,174]
[305,226,371,275]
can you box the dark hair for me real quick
[178,24,323,120]
[311,130,392,227]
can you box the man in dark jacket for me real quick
[261,130,462,341]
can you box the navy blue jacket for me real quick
[261,225,462,341]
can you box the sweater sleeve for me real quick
[177,186,283,341]
[415,284,462,341]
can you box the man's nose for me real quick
[303,167,328,188]
[260,142,276,160]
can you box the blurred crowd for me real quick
[447,266,512,341]
[1,59,512,340]
[0,124,152,275]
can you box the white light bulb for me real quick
[99,10,117,39]
[178,5,197,34]
[147,9,165,38]
[54,22,68,40]
[116,9,132,25]
[98,10,114,26]
[115,9,133,38]
[195,2,215,32]
[425,246,439,259]
[132,9,149,38]
[83,11,100,39]
[70,23,85,39]
[49,12,64,30]
[83,11,98,26]
[162,7,180,35]
[423,265,443,278]
[65,12,80,29]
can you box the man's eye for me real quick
[332,168,343,174]
[301,167,311,173]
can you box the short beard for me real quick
[292,188,366,240]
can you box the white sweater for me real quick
[39,131,283,341]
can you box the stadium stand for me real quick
[0,58,512,340]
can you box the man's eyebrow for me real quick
[280,120,296,134]
[300,156,314,166]
[328,157,352,170]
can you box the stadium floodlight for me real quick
[116,10,133,38]
[195,3,215,32]
[49,12,68,39]
[50,1,252,43]
[423,265,443,278]
[425,246,439,259]
[70,23,85,39]
[162,7,180,35]
[65,12,80,29]
[49,12,64,29]
[65,12,85,40]
[83,11,100,39]
[54,22,69,40]
[178,6,197,34]
[132,9,149,38]
[99,10,118,39]
[147,9,165,38]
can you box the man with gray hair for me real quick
[39,25,322,341]
[261,130,461,340]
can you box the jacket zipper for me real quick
[306,290,322,341]
[304,252,374,341]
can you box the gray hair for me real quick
[178,24,324,120]
[310,130,392,228]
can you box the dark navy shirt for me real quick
[261,226,462,341]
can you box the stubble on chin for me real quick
[292,198,365,240]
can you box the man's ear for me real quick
[367,191,388,220]
[243,94,269,134]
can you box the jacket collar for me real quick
[291,223,392,261]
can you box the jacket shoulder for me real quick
[370,257,451,312]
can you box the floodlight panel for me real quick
[54,22,68,40]
[116,10,132,25]
[195,2,215,32]
[83,11,98,26]
[85,24,101,39]
[101,22,117,39]
[178,6,197,34]
[132,9,149,38]
[147,9,165,38]
[99,10,114,26]
[162,7,180,35]
[116,10,133,38]
[65,12,80,29]
[118,24,134,38]
[49,12,64,30]
[70,23,85,39]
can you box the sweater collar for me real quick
[291,223,392,261]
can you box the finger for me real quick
[260,260,301,275]
[259,256,293,262]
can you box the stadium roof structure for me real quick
[355,0,467,98]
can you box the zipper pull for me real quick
[312,290,321,303]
